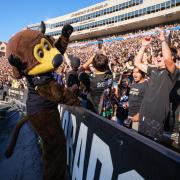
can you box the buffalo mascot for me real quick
[5,21,80,180]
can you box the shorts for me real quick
[138,116,164,141]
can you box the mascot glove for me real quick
[62,24,74,38]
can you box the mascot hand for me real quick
[36,80,80,106]
[35,80,61,102]
[54,24,73,55]
[62,24,74,38]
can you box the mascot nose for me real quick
[52,54,63,68]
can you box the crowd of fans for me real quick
[0,22,180,151]
[0,56,27,91]
[0,56,12,87]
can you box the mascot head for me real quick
[6,21,73,79]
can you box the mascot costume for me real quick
[5,21,80,180]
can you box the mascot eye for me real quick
[37,49,44,58]
[44,42,50,51]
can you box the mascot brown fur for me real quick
[5,22,80,180]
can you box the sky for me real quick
[1,0,104,42]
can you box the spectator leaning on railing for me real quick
[82,53,113,118]
[134,30,179,141]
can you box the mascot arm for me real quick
[54,36,69,55]
[54,24,74,55]
[36,80,80,106]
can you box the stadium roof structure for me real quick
[28,0,180,41]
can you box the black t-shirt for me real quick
[66,70,79,87]
[87,71,113,112]
[140,67,179,123]
[128,81,147,117]
[26,73,57,116]
[170,69,180,121]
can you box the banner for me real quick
[8,88,27,103]
[59,105,180,180]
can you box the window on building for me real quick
[151,5,156,13]
[135,10,139,17]
[112,6,116,12]
[125,2,129,8]
[115,5,119,11]
[100,10,103,16]
[129,0,133,7]
[121,14,125,21]
[161,2,166,10]
[118,16,121,22]
[156,4,161,11]
[176,0,180,5]
[124,14,128,20]
[97,11,101,17]
[139,9,143,15]
[122,3,125,10]
[128,12,132,19]
[165,1,169,8]
[147,7,151,14]
[132,0,136,5]
[143,8,147,14]
[109,7,112,13]
[131,11,135,18]
[135,0,139,5]
[103,20,106,25]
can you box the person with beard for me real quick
[134,30,179,141]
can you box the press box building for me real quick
[28,0,180,40]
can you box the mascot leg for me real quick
[29,108,66,180]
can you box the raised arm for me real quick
[126,61,134,70]
[54,24,74,55]
[158,30,176,73]
[134,38,151,73]
[82,55,94,70]
[63,52,72,69]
